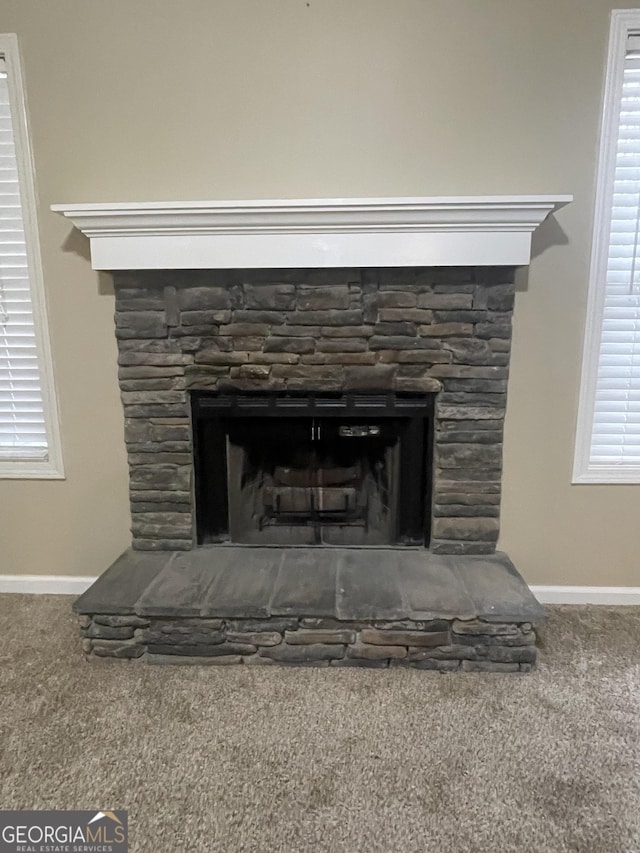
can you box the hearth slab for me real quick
[73,547,545,625]
[453,555,546,623]
[136,551,219,617]
[336,550,408,620]
[399,551,476,619]
[73,550,170,615]
[270,549,337,617]
[205,548,282,617]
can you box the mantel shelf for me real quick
[51,195,572,270]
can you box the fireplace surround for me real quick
[54,196,570,669]
[113,264,508,554]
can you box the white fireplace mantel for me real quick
[51,195,572,270]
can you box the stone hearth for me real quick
[74,548,545,671]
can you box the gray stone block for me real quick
[394,378,442,393]
[222,323,270,337]
[437,443,503,470]
[272,325,321,337]
[129,465,192,492]
[226,631,282,646]
[475,321,512,340]
[344,365,397,390]
[373,322,418,336]
[369,336,443,351]
[316,339,368,353]
[441,338,494,364]
[433,504,500,518]
[180,309,231,326]
[259,643,346,662]
[486,646,537,663]
[379,308,434,323]
[94,614,150,628]
[377,349,452,364]
[85,624,135,640]
[147,642,256,656]
[232,309,286,325]
[437,406,506,421]
[90,639,145,659]
[244,284,296,311]
[284,629,355,645]
[452,619,520,636]
[194,350,247,365]
[432,310,487,324]
[178,286,230,310]
[417,293,473,309]
[375,292,417,308]
[486,285,515,312]
[408,644,477,661]
[226,618,297,633]
[419,323,473,337]
[142,629,225,645]
[347,643,406,660]
[406,659,461,671]
[263,337,315,354]
[286,310,364,326]
[432,517,499,542]
[436,430,503,445]
[297,286,351,310]
[115,311,167,339]
[320,325,374,338]
[360,628,450,647]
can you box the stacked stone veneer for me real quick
[80,615,536,672]
[114,266,514,554]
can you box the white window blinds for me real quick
[0,36,62,479]
[0,56,48,461]
[589,36,640,471]
[575,17,640,483]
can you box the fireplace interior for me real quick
[192,391,434,547]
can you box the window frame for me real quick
[574,9,640,484]
[0,33,63,479]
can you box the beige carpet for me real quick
[0,596,638,853]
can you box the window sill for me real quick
[572,466,640,485]
[0,458,65,480]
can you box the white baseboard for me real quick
[531,585,640,605]
[0,576,638,605]
[0,575,97,595]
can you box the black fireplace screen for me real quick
[192,392,433,547]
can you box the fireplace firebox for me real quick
[192,391,434,547]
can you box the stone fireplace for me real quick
[115,265,508,554]
[53,196,570,670]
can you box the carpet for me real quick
[0,595,638,852]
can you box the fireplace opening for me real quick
[192,391,434,547]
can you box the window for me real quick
[0,34,62,478]
[574,10,640,483]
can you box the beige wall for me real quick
[0,0,637,586]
